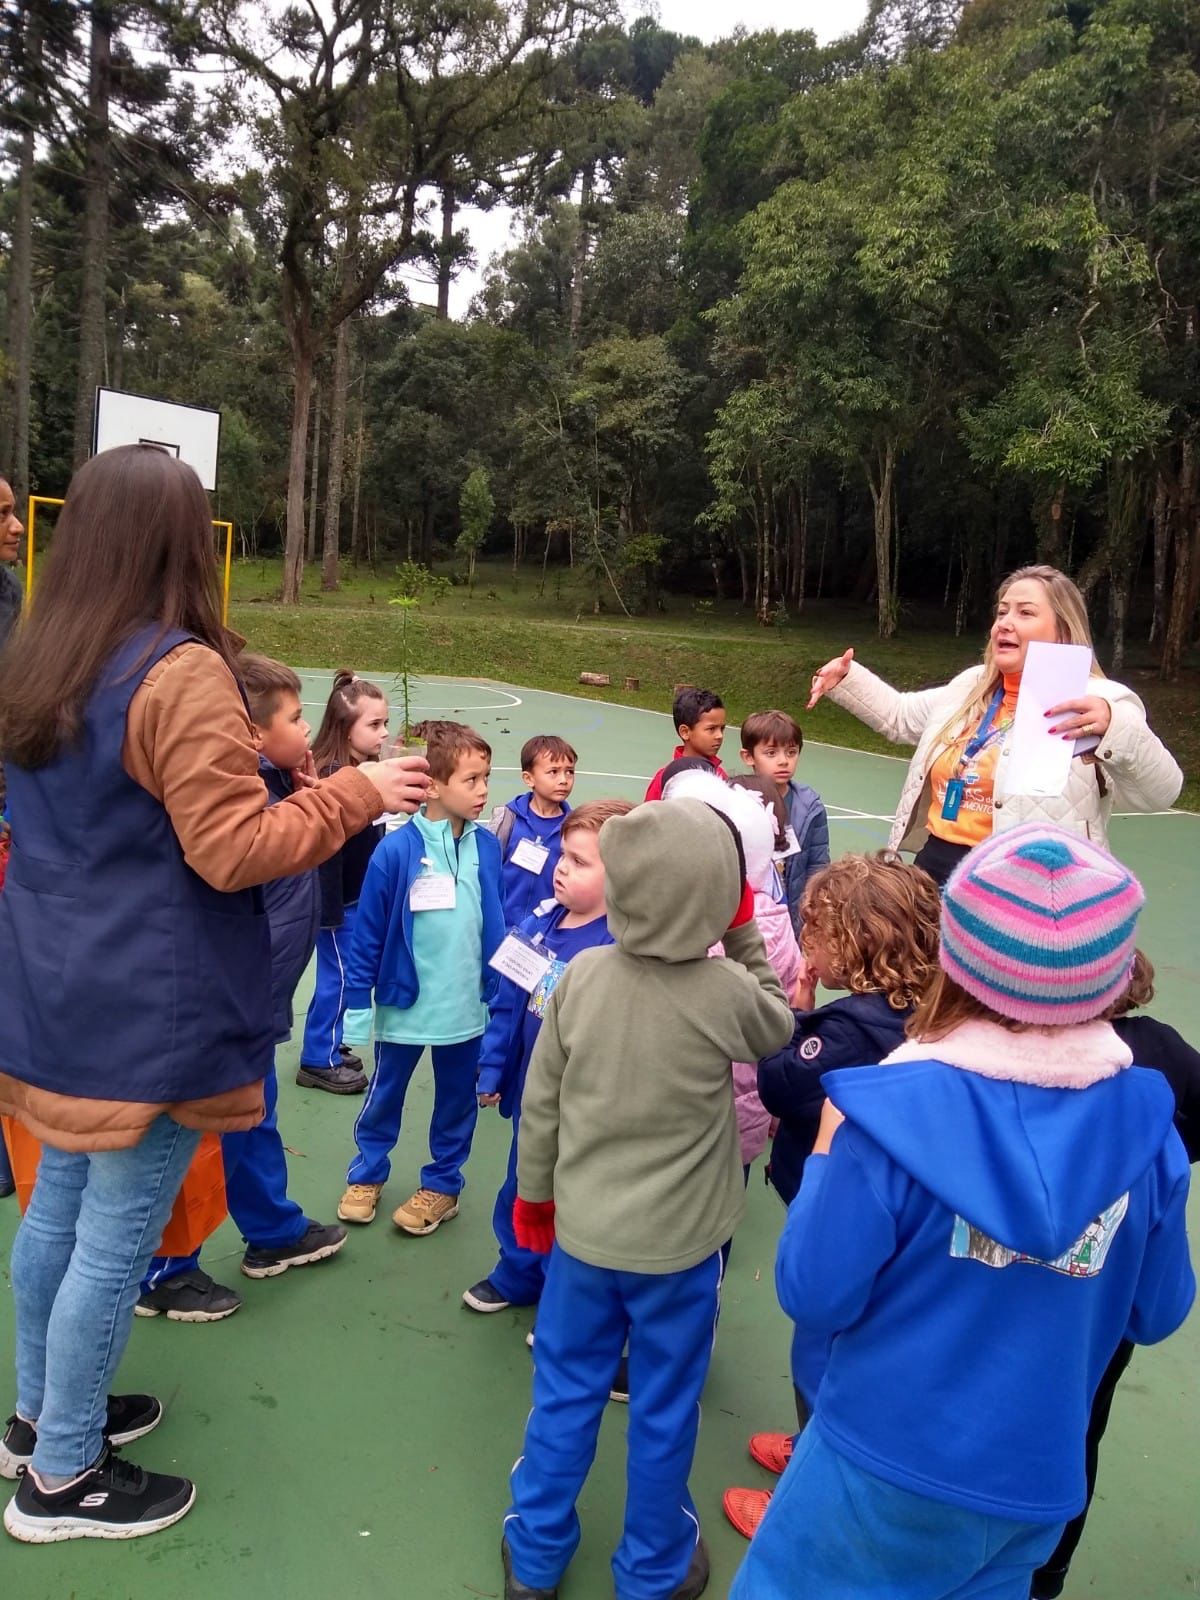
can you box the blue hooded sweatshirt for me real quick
[496,792,571,927]
[260,760,321,1044]
[778,1044,1193,1525]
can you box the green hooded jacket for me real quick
[517,798,796,1274]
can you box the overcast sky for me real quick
[399,0,870,314]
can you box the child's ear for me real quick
[677,723,692,743]
[250,724,266,752]
[521,770,534,791]
[740,747,754,767]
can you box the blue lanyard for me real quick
[960,686,1007,766]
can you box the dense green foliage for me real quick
[2,0,1198,679]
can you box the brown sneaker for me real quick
[392,1188,459,1236]
[337,1183,384,1224]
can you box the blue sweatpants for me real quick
[142,1062,310,1289]
[729,1427,1063,1600]
[346,1037,481,1191]
[300,903,358,1069]
[488,1106,548,1306]
[504,1244,722,1600]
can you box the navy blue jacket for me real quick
[316,761,383,928]
[781,780,830,937]
[0,627,272,1103]
[496,792,571,927]
[758,992,911,1204]
[342,817,505,1012]
[1114,1014,1200,1163]
[782,1058,1193,1523]
[261,761,321,1044]
[476,899,615,1117]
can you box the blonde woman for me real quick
[807,566,1183,883]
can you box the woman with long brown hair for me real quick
[0,445,428,1544]
[807,566,1182,883]
[0,471,24,1200]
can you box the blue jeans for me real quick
[300,905,358,1069]
[505,1245,723,1600]
[347,1038,481,1191]
[10,1114,200,1476]
[729,1428,1063,1600]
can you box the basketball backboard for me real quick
[92,387,221,491]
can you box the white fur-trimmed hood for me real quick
[882,1017,1132,1089]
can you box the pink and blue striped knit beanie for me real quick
[940,824,1145,1026]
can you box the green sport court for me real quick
[1,672,1196,1600]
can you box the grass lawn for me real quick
[229,556,1199,811]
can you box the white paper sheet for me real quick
[1006,641,1096,797]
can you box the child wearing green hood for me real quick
[499,797,795,1600]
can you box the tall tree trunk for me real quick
[111,283,127,391]
[3,8,39,513]
[437,184,455,321]
[569,162,594,346]
[282,344,314,604]
[865,439,898,638]
[1161,432,1196,680]
[1037,482,1066,567]
[72,0,113,467]
[1149,470,1169,643]
[321,306,354,590]
[350,363,367,565]
[306,388,321,564]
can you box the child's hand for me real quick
[792,958,816,1011]
[359,754,430,814]
[291,752,319,789]
[478,1092,501,1108]
[811,1098,845,1154]
[513,1197,556,1254]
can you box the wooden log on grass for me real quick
[579,672,611,687]
[624,677,640,690]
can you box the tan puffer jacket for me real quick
[829,661,1183,855]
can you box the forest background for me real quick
[1,0,1197,801]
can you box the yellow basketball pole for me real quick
[24,495,234,623]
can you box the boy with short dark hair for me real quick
[138,654,347,1321]
[644,687,727,800]
[739,709,829,938]
[337,720,505,1235]
[488,734,577,927]
[464,798,632,1316]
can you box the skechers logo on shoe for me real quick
[78,1492,109,1508]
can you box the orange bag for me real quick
[0,1119,227,1256]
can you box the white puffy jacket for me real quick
[829,661,1183,855]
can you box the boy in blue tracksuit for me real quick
[462,799,631,1315]
[138,657,348,1321]
[488,734,577,927]
[336,720,505,1236]
[738,710,829,938]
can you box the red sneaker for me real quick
[748,1431,793,1475]
[722,1486,772,1539]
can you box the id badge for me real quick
[773,826,802,863]
[941,777,964,822]
[511,837,551,874]
[410,872,457,912]
[489,931,553,992]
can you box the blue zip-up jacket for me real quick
[496,792,571,927]
[780,1053,1193,1524]
[758,992,910,1204]
[341,816,505,1012]
[476,899,616,1117]
[316,760,383,929]
[782,780,830,937]
[260,761,321,1044]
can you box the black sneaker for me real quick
[3,1444,195,1543]
[501,1536,559,1599]
[296,1060,368,1094]
[135,1269,242,1322]
[240,1221,347,1279]
[463,1278,512,1313]
[1,1395,162,1480]
[610,1355,629,1404]
[338,1044,365,1071]
[671,1537,710,1600]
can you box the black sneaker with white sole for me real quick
[609,1355,629,1404]
[135,1268,242,1322]
[0,1394,162,1480]
[3,1445,195,1544]
[463,1278,512,1313]
[240,1220,347,1279]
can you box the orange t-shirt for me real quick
[926,677,1020,848]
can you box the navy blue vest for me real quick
[0,627,273,1103]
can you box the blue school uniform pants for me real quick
[142,1061,309,1289]
[489,1103,549,1305]
[729,1427,1063,1600]
[503,1244,723,1600]
[300,902,359,1069]
[346,1037,481,1191]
